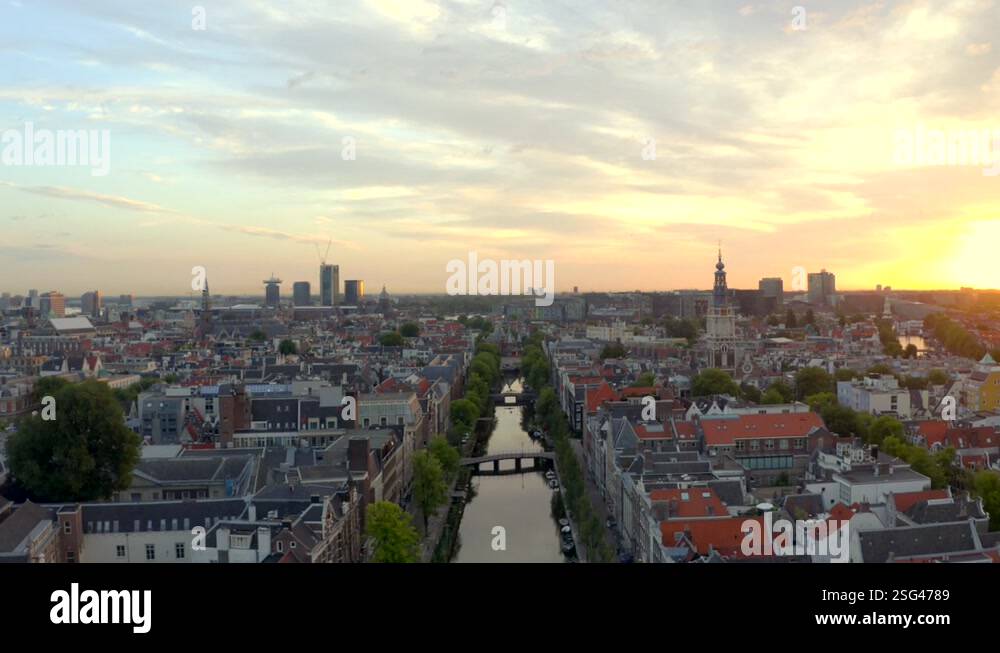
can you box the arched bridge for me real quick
[460,450,554,475]
[490,390,537,406]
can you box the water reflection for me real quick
[451,379,565,563]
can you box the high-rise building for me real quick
[81,290,102,317]
[39,291,65,318]
[264,276,282,308]
[758,277,784,313]
[119,294,133,307]
[27,289,38,308]
[344,279,364,305]
[320,264,339,307]
[808,270,836,305]
[293,281,312,307]
[705,252,737,371]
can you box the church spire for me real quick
[713,248,728,308]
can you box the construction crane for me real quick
[315,238,332,265]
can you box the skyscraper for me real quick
[320,264,339,307]
[344,279,364,305]
[808,270,836,305]
[39,291,65,318]
[264,275,282,308]
[81,290,102,317]
[758,277,784,312]
[293,281,311,307]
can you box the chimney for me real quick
[248,504,257,522]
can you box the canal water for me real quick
[451,377,566,563]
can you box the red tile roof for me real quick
[701,412,824,446]
[586,382,618,413]
[891,489,950,513]
[661,516,763,557]
[651,488,727,518]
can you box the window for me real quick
[779,439,789,450]
[735,440,746,451]
[750,440,760,451]
[66,551,75,563]
[116,545,126,558]
[145,544,155,561]
[63,521,71,534]
[764,439,775,450]
[276,541,284,553]
[175,543,185,559]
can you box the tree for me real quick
[412,450,447,532]
[428,436,460,482]
[365,502,420,562]
[631,372,656,388]
[760,388,786,404]
[379,331,404,347]
[867,415,904,446]
[449,398,480,436]
[31,376,69,404]
[766,315,781,327]
[834,368,858,382]
[599,343,627,360]
[971,471,1000,530]
[821,404,861,437]
[740,383,762,403]
[785,309,798,328]
[928,369,950,386]
[768,380,795,403]
[806,392,837,413]
[7,380,142,502]
[903,343,918,359]
[400,322,421,338]
[278,339,297,355]
[794,367,833,400]
[691,369,740,397]
[804,309,815,325]
[249,329,267,342]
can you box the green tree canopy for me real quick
[868,415,904,446]
[379,331,404,347]
[428,436,460,482]
[599,342,627,360]
[412,450,447,531]
[928,369,950,386]
[278,339,297,355]
[692,369,740,397]
[794,367,833,400]
[8,380,142,502]
[365,502,420,563]
[31,376,70,404]
[631,372,656,387]
[806,392,837,413]
[400,322,421,338]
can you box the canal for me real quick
[451,377,567,563]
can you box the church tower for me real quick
[705,249,737,371]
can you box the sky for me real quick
[1,0,999,297]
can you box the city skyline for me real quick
[3,1,1000,294]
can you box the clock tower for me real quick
[705,249,737,371]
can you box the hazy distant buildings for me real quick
[39,291,65,318]
[81,290,102,317]
[264,276,282,308]
[344,279,364,306]
[320,264,339,307]
[808,269,836,305]
[293,281,311,307]
[118,294,133,308]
